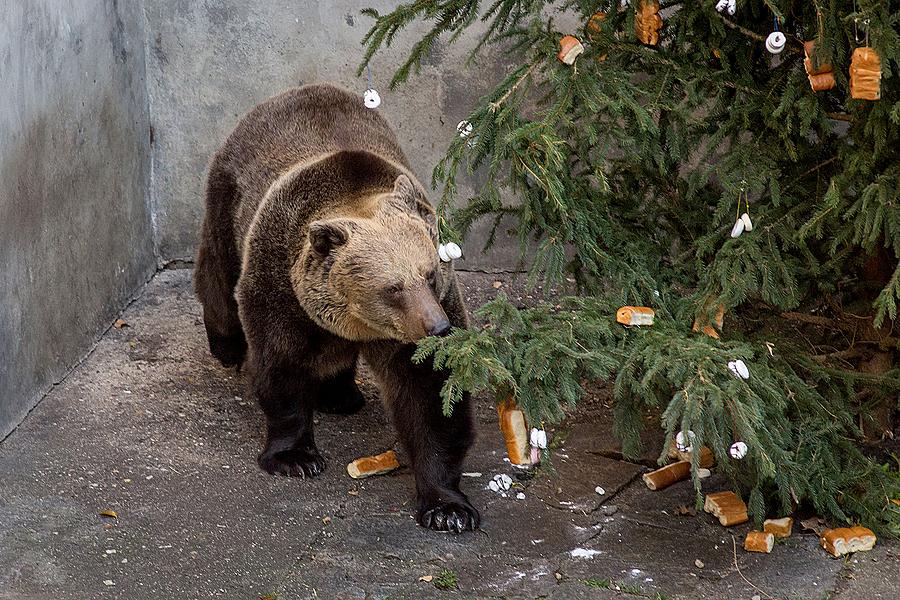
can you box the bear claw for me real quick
[258,448,326,479]
[417,502,480,533]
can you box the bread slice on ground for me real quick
[703,491,749,526]
[763,517,793,538]
[744,531,775,553]
[642,461,690,491]
[820,526,877,557]
[347,450,400,479]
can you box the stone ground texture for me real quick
[1,270,896,599]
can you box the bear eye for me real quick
[385,282,404,296]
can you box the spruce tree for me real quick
[360,1,900,531]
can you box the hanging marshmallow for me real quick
[530,427,548,449]
[730,218,745,238]
[740,212,753,231]
[445,242,462,260]
[766,31,786,55]
[728,359,750,380]
[729,441,749,459]
[675,430,696,453]
[437,244,451,263]
[727,0,736,16]
[363,88,381,109]
[715,0,729,13]
[457,120,474,138]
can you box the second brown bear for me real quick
[194,84,479,533]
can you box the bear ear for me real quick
[308,219,355,256]
[390,174,437,235]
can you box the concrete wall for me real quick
[0,0,155,438]
[144,0,520,270]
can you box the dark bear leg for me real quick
[315,362,366,415]
[363,344,478,533]
[194,161,247,368]
[251,360,326,478]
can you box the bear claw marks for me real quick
[417,501,481,533]
[258,447,327,478]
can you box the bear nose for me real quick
[427,318,451,337]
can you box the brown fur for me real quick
[194,84,478,533]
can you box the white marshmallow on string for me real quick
[716,0,736,16]
[729,441,748,459]
[530,427,548,449]
[766,17,786,55]
[362,64,381,109]
[730,181,753,238]
[437,241,462,263]
[728,359,750,380]
[457,120,476,149]
[675,430,696,453]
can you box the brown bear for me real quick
[194,84,478,533]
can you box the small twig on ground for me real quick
[731,535,778,600]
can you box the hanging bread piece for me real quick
[497,398,531,464]
[849,47,881,100]
[803,41,836,92]
[635,0,663,46]
[557,35,585,65]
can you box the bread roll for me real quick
[642,461,690,490]
[820,526,876,557]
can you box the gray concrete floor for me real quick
[1,269,896,599]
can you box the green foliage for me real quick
[433,568,459,590]
[364,1,900,532]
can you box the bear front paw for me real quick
[258,447,326,478]
[417,501,480,533]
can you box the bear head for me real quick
[292,174,452,343]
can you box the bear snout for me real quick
[426,317,451,337]
[407,290,451,340]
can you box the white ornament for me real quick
[595,486,606,496]
[488,480,500,492]
[437,244,451,263]
[766,31,786,55]
[740,212,753,231]
[363,88,381,109]
[729,441,748,459]
[445,242,462,260]
[457,120,473,138]
[715,0,729,13]
[730,218,745,238]
[516,492,526,500]
[530,427,548,449]
[727,0,736,16]
[675,430,696,453]
[734,359,750,379]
